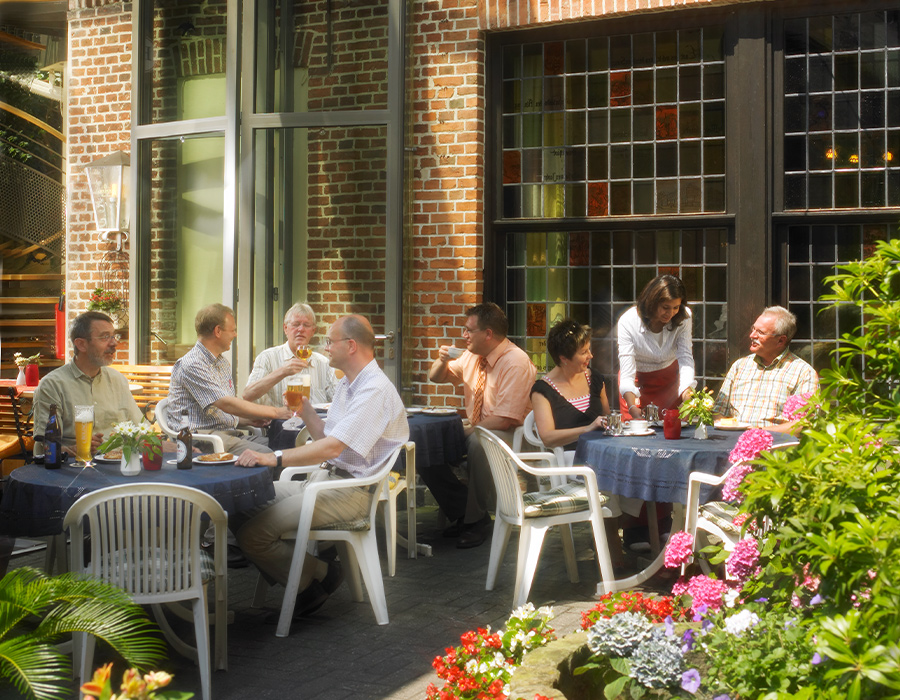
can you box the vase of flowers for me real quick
[98,420,163,477]
[679,387,715,440]
[13,352,41,386]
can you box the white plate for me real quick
[193,456,238,466]
[715,421,750,431]
[406,407,424,414]
[311,402,331,411]
[93,454,121,464]
[423,408,458,416]
[614,428,655,437]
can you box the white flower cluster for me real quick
[723,609,760,636]
[629,628,684,689]
[112,421,156,440]
[587,612,654,657]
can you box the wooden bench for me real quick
[0,385,34,475]
[110,364,173,419]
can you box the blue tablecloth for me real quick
[0,460,275,538]
[573,427,795,504]
[269,412,466,472]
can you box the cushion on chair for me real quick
[522,482,607,518]
[699,501,742,535]
[313,516,371,532]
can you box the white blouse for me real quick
[616,305,696,399]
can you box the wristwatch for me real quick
[273,450,283,468]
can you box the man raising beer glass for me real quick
[33,311,143,460]
[243,303,337,408]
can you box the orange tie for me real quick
[472,356,488,425]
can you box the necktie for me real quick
[472,356,488,425]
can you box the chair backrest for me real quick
[110,364,173,417]
[155,397,177,440]
[63,482,227,600]
[477,427,525,522]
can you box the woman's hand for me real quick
[590,415,609,431]
[681,387,694,402]
[628,404,643,419]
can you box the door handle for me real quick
[375,331,396,358]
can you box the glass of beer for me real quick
[295,344,312,361]
[283,372,310,429]
[74,404,94,466]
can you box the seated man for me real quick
[167,304,290,455]
[428,302,536,548]
[713,305,819,434]
[235,314,409,615]
[33,311,143,455]
[242,302,338,407]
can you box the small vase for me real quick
[693,423,709,440]
[142,449,163,471]
[121,451,142,476]
[24,363,40,386]
[16,368,26,385]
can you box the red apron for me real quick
[619,360,682,419]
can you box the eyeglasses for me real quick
[92,333,121,342]
[324,336,352,347]
[287,321,315,330]
[749,326,780,338]
[462,326,484,336]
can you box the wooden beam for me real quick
[0,31,45,51]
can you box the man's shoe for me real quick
[442,519,465,538]
[319,560,344,595]
[295,580,329,617]
[456,529,485,549]
[227,544,249,569]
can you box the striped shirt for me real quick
[325,359,410,477]
[167,341,240,432]
[712,349,819,428]
[245,342,338,407]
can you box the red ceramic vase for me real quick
[662,409,682,440]
[24,363,40,386]
[142,449,163,471]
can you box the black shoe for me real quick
[319,560,344,595]
[295,580,329,617]
[456,514,491,549]
[442,519,465,538]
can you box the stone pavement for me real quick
[4,507,673,700]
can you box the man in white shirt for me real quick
[243,303,338,407]
[235,315,409,617]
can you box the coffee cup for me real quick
[447,347,464,359]
[629,419,650,433]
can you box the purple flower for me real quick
[665,615,675,637]
[811,652,822,665]
[713,695,731,700]
[682,628,695,652]
[681,669,702,694]
[692,603,709,621]
[810,594,824,606]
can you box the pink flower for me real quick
[732,512,750,528]
[671,578,688,597]
[781,391,815,421]
[722,462,755,502]
[725,538,760,581]
[686,575,730,614]
[729,428,774,464]
[664,531,695,569]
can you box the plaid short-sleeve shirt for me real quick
[712,350,818,428]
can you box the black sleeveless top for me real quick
[530,369,607,450]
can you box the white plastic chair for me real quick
[156,397,225,453]
[379,441,416,576]
[252,445,403,637]
[685,440,799,571]
[476,427,619,607]
[63,483,228,700]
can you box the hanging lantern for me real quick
[85,151,130,235]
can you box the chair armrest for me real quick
[687,470,728,487]
[512,426,524,453]
[193,433,225,453]
[279,465,322,481]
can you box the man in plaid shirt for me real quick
[712,306,818,433]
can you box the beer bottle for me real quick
[44,403,62,469]
[176,409,192,470]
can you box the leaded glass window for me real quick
[783,10,900,209]
[501,28,726,218]
[506,228,728,392]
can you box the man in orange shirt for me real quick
[429,303,536,548]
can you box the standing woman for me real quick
[531,319,610,462]
[617,275,696,420]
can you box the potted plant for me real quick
[0,566,166,700]
[87,287,123,315]
[679,386,715,439]
[13,352,41,386]
[97,420,163,476]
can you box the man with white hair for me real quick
[243,302,337,407]
[713,305,818,433]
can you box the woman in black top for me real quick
[531,319,610,453]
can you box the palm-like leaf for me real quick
[0,567,165,700]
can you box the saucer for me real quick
[615,428,655,437]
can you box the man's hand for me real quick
[280,356,309,377]
[237,450,276,467]
[246,418,272,428]
[91,433,104,449]
[437,345,452,363]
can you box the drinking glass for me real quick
[295,344,312,361]
[74,404,94,466]
[283,373,310,430]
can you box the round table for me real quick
[0,460,275,538]
[573,426,796,505]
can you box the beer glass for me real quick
[295,344,312,361]
[74,404,94,466]
[283,372,310,430]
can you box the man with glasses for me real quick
[33,311,143,455]
[713,306,818,433]
[242,302,338,407]
[167,304,291,455]
[234,315,409,617]
[428,302,536,548]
